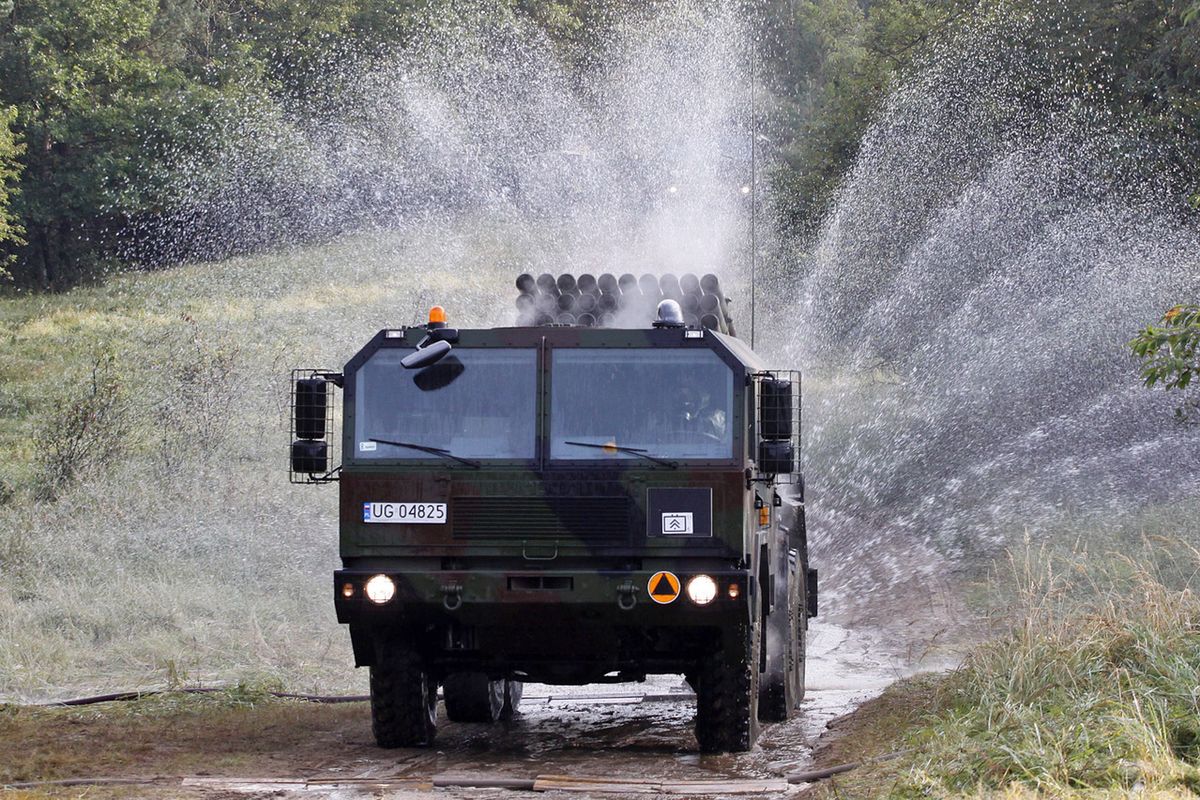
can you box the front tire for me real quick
[370,644,437,748]
[695,623,760,753]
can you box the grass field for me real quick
[801,536,1200,798]
[0,217,556,700]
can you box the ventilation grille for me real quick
[453,496,631,540]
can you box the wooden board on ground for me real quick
[659,779,791,794]
[533,775,661,793]
[180,776,434,792]
[532,774,789,794]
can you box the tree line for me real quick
[0,0,1196,290]
[761,0,1200,237]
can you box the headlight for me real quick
[365,574,396,604]
[686,575,718,605]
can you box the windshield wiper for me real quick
[369,437,480,469]
[563,441,678,469]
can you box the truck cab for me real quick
[291,273,815,753]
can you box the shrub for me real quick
[895,541,1200,797]
[1131,304,1200,421]
[33,353,131,500]
[150,314,241,477]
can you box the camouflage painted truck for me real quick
[289,272,816,753]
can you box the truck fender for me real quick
[349,625,375,667]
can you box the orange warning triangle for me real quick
[647,571,680,604]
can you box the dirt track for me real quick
[1,623,912,798]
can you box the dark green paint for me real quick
[323,321,809,688]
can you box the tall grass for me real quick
[0,218,541,700]
[894,537,1200,797]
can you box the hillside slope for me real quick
[0,219,536,700]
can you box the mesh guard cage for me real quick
[754,370,801,483]
[290,368,339,484]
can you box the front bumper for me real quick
[333,567,749,628]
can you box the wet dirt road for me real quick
[179,622,909,798]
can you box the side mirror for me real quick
[758,441,795,475]
[760,378,793,440]
[294,378,328,440]
[290,369,340,483]
[755,371,801,481]
[401,339,452,369]
[292,440,328,474]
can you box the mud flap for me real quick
[350,625,375,667]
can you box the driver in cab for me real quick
[677,377,727,442]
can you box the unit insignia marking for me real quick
[647,571,681,604]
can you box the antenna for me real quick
[749,26,758,349]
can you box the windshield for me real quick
[550,348,734,461]
[354,348,537,461]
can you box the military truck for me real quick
[290,272,816,753]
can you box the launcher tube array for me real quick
[513,272,735,334]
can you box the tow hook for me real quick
[616,581,638,611]
[441,583,463,611]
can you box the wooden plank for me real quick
[180,778,306,792]
[533,774,661,793]
[328,781,433,790]
[182,777,433,792]
[532,775,789,795]
[660,779,790,794]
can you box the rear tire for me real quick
[792,504,810,705]
[370,644,437,748]
[695,623,760,753]
[759,554,794,722]
[793,558,809,705]
[443,672,504,722]
[501,679,524,720]
[759,616,790,721]
[764,554,807,720]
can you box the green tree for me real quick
[764,0,966,235]
[0,104,24,277]
[0,0,186,288]
[1131,305,1200,420]
[0,0,458,289]
[764,0,1200,235]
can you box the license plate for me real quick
[363,502,447,524]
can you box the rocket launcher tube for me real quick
[513,273,735,332]
[557,273,578,295]
[638,273,661,299]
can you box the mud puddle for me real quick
[174,622,913,798]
